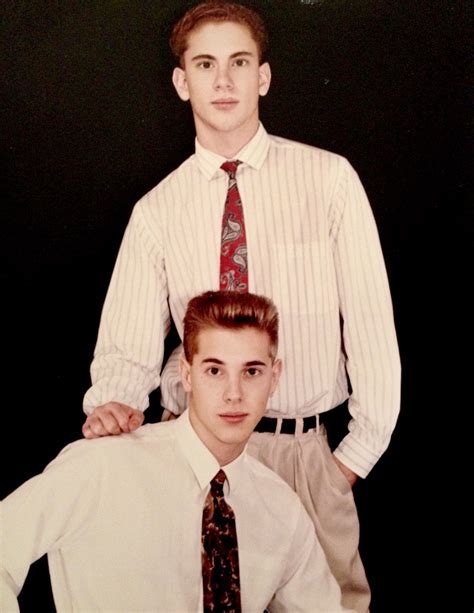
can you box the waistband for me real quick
[254,412,329,435]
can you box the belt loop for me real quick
[275,417,283,435]
[295,416,304,436]
[316,413,320,434]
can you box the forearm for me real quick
[84,203,170,414]
[335,314,401,477]
[0,566,20,612]
[333,375,400,478]
[84,359,161,414]
[2,482,49,602]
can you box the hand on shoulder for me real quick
[82,402,144,439]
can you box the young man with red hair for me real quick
[82,4,401,611]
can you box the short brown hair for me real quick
[170,1,269,66]
[183,291,278,362]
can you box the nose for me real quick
[214,65,233,91]
[224,375,242,403]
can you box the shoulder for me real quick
[136,154,197,210]
[269,134,352,172]
[127,154,199,235]
[268,133,349,164]
[50,422,177,472]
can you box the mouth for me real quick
[219,412,248,424]
[212,99,238,110]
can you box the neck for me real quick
[195,121,259,159]
[216,446,244,467]
[188,409,246,467]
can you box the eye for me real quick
[245,367,262,377]
[233,58,249,67]
[197,60,213,70]
[206,366,221,376]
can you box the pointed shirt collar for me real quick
[174,410,245,494]
[194,122,270,180]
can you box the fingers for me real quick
[82,402,144,439]
[128,409,145,431]
[82,413,119,439]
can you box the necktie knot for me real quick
[221,160,241,180]
[210,469,227,498]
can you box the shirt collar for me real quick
[174,411,245,494]
[194,122,270,180]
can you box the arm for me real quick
[1,442,99,607]
[159,345,188,420]
[331,159,402,477]
[269,505,348,612]
[83,200,171,435]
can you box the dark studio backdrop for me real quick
[1,1,471,611]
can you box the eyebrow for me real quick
[190,51,255,62]
[201,358,267,367]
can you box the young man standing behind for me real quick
[82,4,401,611]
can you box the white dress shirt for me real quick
[83,123,401,477]
[1,412,346,612]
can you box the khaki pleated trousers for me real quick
[247,423,370,613]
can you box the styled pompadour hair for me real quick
[183,290,279,362]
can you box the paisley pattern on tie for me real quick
[202,470,241,612]
[219,161,248,292]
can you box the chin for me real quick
[219,431,251,447]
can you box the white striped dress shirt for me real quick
[84,123,401,477]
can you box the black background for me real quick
[2,1,471,611]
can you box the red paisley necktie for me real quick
[219,161,248,292]
[201,469,241,612]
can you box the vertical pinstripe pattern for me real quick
[84,124,401,477]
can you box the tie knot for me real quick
[221,160,241,179]
[210,469,227,497]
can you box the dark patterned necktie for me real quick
[219,160,248,292]
[201,469,241,612]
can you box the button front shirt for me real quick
[1,413,345,611]
[84,123,401,477]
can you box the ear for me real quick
[179,354,193,392]
[258,62,271,97]
[269,358,282,397]
[172,67,190,101]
